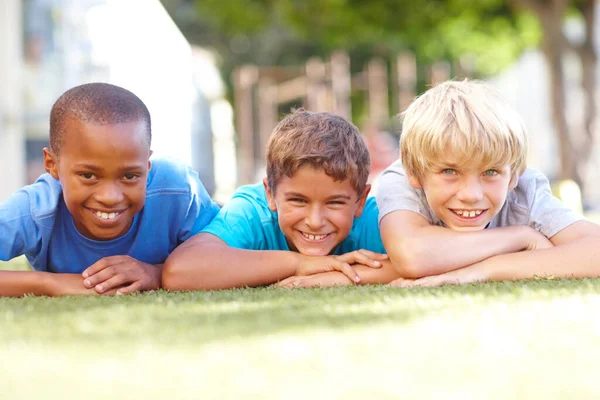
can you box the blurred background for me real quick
[1,0,599,210]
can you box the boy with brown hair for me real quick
[0,83,219,296]
[162,109,400,290]
[376,80,600,287]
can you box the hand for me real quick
[47,274,117,297]
[524,228,554,251]
[295,250,388,283]
[82,256,162,295]
[277,272,352,288]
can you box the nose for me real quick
[456,176,484,203]
[305,204,326,230]
[95,182,124,206]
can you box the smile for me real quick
[301,232,330,241]
[87,208,125,222]
[451,209,485,219]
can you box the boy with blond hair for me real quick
[163,109,400,290]
[377,80,600,287]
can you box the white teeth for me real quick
[454,210,483,219]
[95,210,119,220]
[302,232,327,240]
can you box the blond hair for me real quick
[400,80,527,184]
[266,109,370,195]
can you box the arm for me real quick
[162,233,383,290]
[380,210,548,278]
[162,233,314,290]
[399,220,600,287]
[277,259,401,288]
[0,271,98,297]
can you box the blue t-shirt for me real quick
[0,158,220,273]
[201,183,386,254]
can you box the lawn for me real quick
[1,257,599,399]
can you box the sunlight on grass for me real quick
[1,281,600,399]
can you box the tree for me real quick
[162,0,597,198]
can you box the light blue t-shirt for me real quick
[201,183,386,254]
[0,158,220,273]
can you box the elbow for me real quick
[387,242,431,279]
[161,258,188,291]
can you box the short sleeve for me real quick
[200,195,266,250]
[0,190,43,261]
[526,171,584,238]
[376,160,435,224]
[177,166,221,243]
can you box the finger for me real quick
[334,261,360,283]
[337,252,382,269]
[389,278,413,287]
[94,274,131,294]
[82,255,128,278]
[115,281,143,295]
[277,276,296,286]
[83,266,120,288]
[357,249,389,260]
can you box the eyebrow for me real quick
[284,191,352,200]
[72,163,144,172]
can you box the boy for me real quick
[162,109,400,290]
[0,83,219,297]
[376,80,600,287]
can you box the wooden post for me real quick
[395,52,417,114]
[232,64,258,185]
[429,61,451,86]
[367,58,389,125]
[306,57,328,111]
[330,51,351,119]
[257,78,277,164]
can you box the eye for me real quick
[288,197,306,204]
[79,172,96,180]
[123,173,139,181]
[328,200,346,206]
[441,168,456,175]
[484,169,499,176]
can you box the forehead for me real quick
[59,119,150,167]
[276,165,358,198]
[429,144,510,169]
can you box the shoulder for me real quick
[146,158,197,192]
[18,174,63,220]
[506,168,551,210]
[225,183,272,217]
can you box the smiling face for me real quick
[408,155,514,232]
[264,165,370,256]
[43,118,151,241]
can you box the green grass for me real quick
[1,272,600,399]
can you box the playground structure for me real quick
[231,51,468,185]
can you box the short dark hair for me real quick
[266,109,370,195]
[49,82,151,155]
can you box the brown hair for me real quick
[50,82,151,155]
[266,109,370,195]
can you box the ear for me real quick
[263,177,278,212]
[353,184,371,218]
[407,173,423,189]
[42,147,60,180]
[148,150,153,171]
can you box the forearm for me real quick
[479,236,600,281]
[163,241,301,290]
[0,271,91,297]
[388,225,534,278]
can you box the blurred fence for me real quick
[231,51,470,185]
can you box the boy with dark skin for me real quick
[0,83,219,296]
